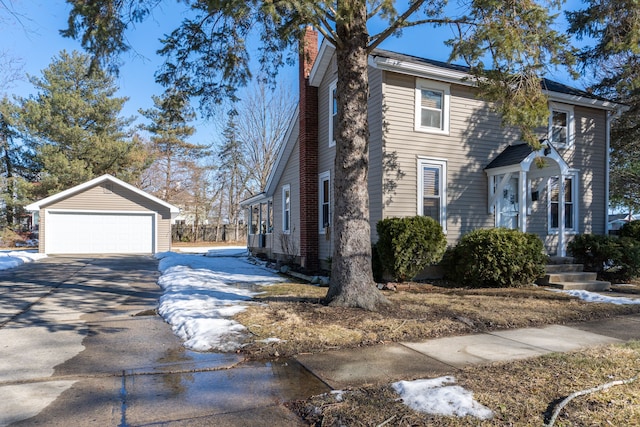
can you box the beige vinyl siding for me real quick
[317,57,338,263]
[571,106,607,234]
[38,182,172,253]
[368,67,384,240]
[381,72,510,245]
[273,138,301,259]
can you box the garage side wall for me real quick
[38,182,172,253]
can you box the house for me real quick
[241,30,624,272]
[608,213,639,234]
[26,174,179,255]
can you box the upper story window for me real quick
[282,185,291,234]
[319,171,331,233]
[329,80,337,147]
[418,158,447,232]
[549,103,575,147]
[415,79,450,135]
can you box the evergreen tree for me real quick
[0,97,35,227]
[139,88,209,203]
[20,50,146,196]
[567,1,640,214]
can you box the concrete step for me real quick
[545,280,611,291]
[546,271,598,283]
[544,264,584,273]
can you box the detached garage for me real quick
[26,174,179,255]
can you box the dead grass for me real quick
[288,341,640,426]
[236,283,640,359]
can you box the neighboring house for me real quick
[26,174,179,255]
[241,30,624,272]
[608,214,639,233]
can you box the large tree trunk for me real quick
[325,1,388,311]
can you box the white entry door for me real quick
[496,176,519,229]
[46,211,155,254]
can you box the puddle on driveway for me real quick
[123,357,330,424]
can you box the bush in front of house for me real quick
[568,234,640,282]
[375,216,447,282]
[619,221,640,242]
[443,228,547,288]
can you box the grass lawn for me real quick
[235,281,640,426]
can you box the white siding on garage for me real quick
[45,211,155,254]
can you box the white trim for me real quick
[415,79,450,135]
[282,184,291,234]
[26,174,179,216]
[417,157,447,232]
[548,102,575,148]
[318,171,331,234]
[328,80,337,148]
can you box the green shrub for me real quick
[619,221,640,242]
[443,228,547,288]
[568,234,640,282]
[375,216,446,282]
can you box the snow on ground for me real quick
[392,376,493,420]
[155,247,285,352]
[552,289,640,305]
[0,251,46,270]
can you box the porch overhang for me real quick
[485,142,571,256]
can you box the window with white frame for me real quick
[418,158,447,231]
[282,185,291,233]
[415,79,450,134]
[549,103,575,147]
[549,172,578,232]
[329,80,337,147]
[319,171,330,233]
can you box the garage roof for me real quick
[25,174,180,216]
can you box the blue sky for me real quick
[3,1,586,145]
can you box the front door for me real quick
[496,175,519,229]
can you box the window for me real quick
[267,200,273,233]
[418,158,447,231]
[250,205,259,235]
[282,185,291,233]
[260,202,268,234]
[329,80,337,147]
[415,79,450,134]
[549,103,574,147]
[319,171,330,233]
[549,173,578,232]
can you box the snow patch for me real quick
[392,376,493,420]
[156,250,286,352]
[0,251,46,271]
[552,289,640,305]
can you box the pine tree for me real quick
[20,50,147,196]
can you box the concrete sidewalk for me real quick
[296,314,640,389]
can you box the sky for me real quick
[1,0,590,147]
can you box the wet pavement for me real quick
[0,256,329,426]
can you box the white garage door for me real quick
[46,212,155,254]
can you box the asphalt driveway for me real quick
[0,255,327,426]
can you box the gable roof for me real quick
[25,174,180,214]
[484,144,536,170]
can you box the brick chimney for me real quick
[298,27,319,271]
